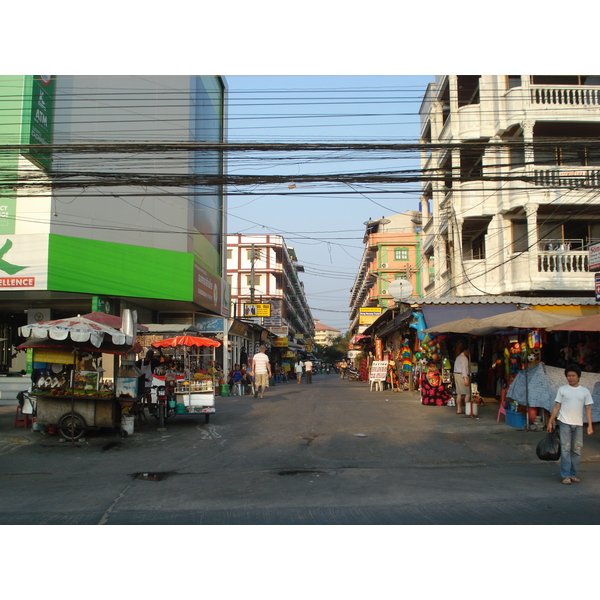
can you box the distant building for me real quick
[349,211,421,338]
[226,234,314,365]
[313,320,340,347]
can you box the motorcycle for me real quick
[346,367,360,381]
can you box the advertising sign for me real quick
[193,262,222,315]
[596,273,600,302]
[273,337,289,347]
[369,360,389,382]
[244,303,271,317]
[0,234,48,290]
[590,243,600,273]
[21,75,56,171]
[195,317,225,332]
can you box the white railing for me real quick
[530,86,600,106]
[537,251,589,273]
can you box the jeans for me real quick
[305,371,312,384]
[558,421,584,479]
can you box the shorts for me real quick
[454,373,470,395]
[255,373,269,388]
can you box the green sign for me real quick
[21,75,56,171]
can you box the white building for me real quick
[313,320,340,347]
[226,234,314,360]
[419,75,600,300]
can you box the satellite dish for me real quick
[387,279,413,300]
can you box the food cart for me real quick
[150,335,221,424]
[18,316,138,442]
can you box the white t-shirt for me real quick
[304,360,313,372]
[294,361,304,373]
[252,352,270,375]
[554,383,594,426]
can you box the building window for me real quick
[246,274,261,287]
[226,249,232,260]
[457,75,480,107]
[507,76,521,90]
[394,248,409,261]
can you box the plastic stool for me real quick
[370,380,382,392]
[14,405,31,429]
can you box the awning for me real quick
[421,304,518,329]
[376,308,414,337]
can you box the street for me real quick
[2,373,600,525]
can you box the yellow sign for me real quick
[273,337,289,347]
[33,348,76,365]
[359,307,382,325]
[244,303,271,317]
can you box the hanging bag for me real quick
[536,428,561,461]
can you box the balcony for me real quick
[533,167,600,188]
[530,85,600,107]
[537,250,589,274]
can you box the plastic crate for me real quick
[506,410,526,428]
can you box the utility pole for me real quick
[250,244,256,303]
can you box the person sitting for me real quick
[230,364,244,395]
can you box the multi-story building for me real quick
[0,75,229,373]
[226,234,314,362]
[313,319,340,347]
[348,211,421,338]
[419,75,600,300]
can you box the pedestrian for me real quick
[547,364,594,485]
[304,358,313,384]
[294,359,304,384]
[453,344,470,415]
[135,349,161,408]
[340,359,348,379]
[251,345,272,399]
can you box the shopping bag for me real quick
[535,429,561,461]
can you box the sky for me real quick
[223,75,435,331]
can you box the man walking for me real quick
[547,364,594,485]
[251,345,272,399]
[304,358,313,384]
[453,345,470,415]
[294,359,304,384]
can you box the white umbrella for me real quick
[19,315,132,348]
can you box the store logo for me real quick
[0,239,27,275]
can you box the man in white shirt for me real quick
[453,346,470,415]
[251,345,272,399]
[304,359,313,384]
[547,364,594,485]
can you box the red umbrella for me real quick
[151,335,220,349]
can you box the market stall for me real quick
[150,335,221,424]
[18,316,137,442]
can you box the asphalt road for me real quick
[2,374,600,525]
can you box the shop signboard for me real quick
[596,273,600,302]
[359,307,382,325]
[590,242,600,272]
[273,337,289,347]
[193,262,223,316]
[92,297,112,314]
[195,317,225,332]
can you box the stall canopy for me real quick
[151,335,220,349]
[423,317,500,336]
[82,312,149,332]
[420,303,518,329]
[548,313,600,332]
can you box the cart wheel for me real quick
[58,412,87,441]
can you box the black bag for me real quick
[536,429,561,461]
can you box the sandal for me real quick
[456,411,464,414]
[570,477,581,483]
[562,477,572,485]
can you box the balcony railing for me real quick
[530,85,600,106]
[537,250,589,273]
[533,167,600,188]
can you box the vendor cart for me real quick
[18,316,138,442]
[150,335,221,424]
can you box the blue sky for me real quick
[224,75,434,331]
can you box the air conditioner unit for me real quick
[381,263,388,268]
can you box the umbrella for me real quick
[17,336,137,356]
[476,309,577,330]
[19,316,133,348]
[81,312,149,332]
[151,335,220,349]
[547,313,600,332]
[423,316,500,336]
